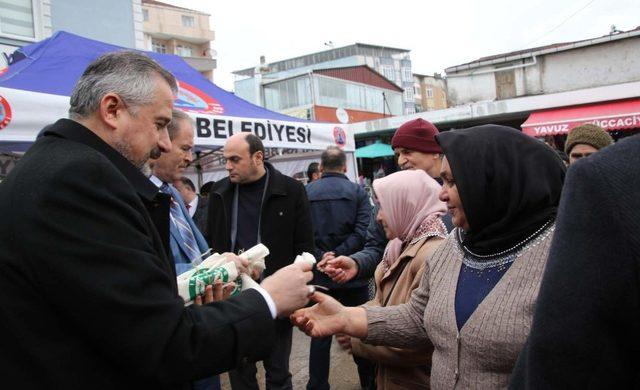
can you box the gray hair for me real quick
[69,51,178,119]
[321,146,346,171]
[167,109,194,140]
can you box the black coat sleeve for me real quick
[510,157,640,389]
[19,158,274,386]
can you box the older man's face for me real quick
[395,147,437,174]
[151,119,194,183]
[113,75,173,168]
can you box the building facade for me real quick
[413,73,447,112]
[1,0,145,67]
[261,65,403,123]
[445,28,640,106]
[141,0,216,81]
[351,27,640,145]
[234,43,416,116]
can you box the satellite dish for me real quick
[336,107,349,124]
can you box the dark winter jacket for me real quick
[205,162,315,277]
[306,172,371,289]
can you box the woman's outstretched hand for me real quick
[290,292,346,337]
[290,292,369,339]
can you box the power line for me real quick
[525,0,598,47]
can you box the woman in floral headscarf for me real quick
[337,169,446,389]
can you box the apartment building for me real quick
[141,0,216,81]
[234,43,416,116]
[413,73,447,112]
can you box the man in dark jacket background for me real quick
[206,132,315,390]
[305,146,373,390]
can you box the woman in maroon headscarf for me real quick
[337,169,447,389]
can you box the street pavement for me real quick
[221,327,361,389]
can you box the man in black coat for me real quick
[0,51,313,390]
[206,132,315,390]
[509,134,640,388]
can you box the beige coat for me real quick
[351,235,444,390]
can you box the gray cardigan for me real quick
[364,227,554,389]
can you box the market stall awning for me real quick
[522,98,640,137]
[355,141,394,158]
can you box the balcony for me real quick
[183,56,217,72]
[144,22,214,44]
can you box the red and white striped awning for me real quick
[522,98,640,137]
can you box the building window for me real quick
[426,88,433,98]
[176,44,192,57]
[182,15,195,27]
[142,9,149,21]
[264,76,312,111]
[404,88,414,101]
[402,68,412,82]
[0,0,35,38]
[413,85,421,96]
[152,42,166,54]
[314,76,403,115]
[382,67,395,81]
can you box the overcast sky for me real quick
[164,0,639,91]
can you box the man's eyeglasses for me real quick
[570,152,593,160]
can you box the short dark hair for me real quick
[200,181,214,196]
[179,176,195,192]
[307,162,319,180]
[245,133,265,155]
[321,146,346,172]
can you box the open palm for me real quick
[290,292,346,338]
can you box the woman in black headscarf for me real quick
[291,125,566,389]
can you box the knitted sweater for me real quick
[364,226,554,389]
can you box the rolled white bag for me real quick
[178,246,316,304]
[177,244,270,305]
[178,262,238,305]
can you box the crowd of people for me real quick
[0,50,638,390]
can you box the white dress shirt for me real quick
[187,196,198,218]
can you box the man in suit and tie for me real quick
[175,176,209,238]
[150,109,221,390]
[149,109,208,276]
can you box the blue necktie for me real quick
[160,184,200,263]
